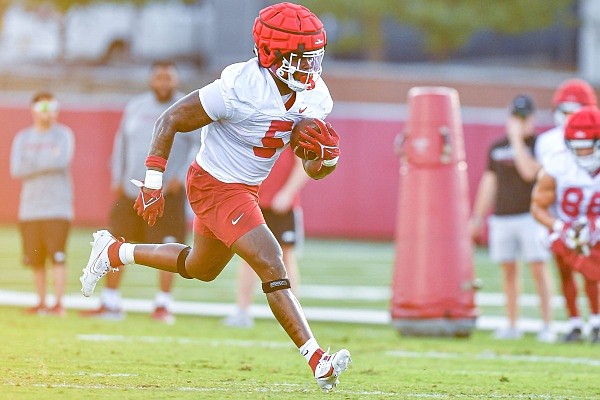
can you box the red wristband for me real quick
[145,155,168,171]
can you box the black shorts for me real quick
[109,189,187,244]
[19,219,71,268]
[263,207,303,246]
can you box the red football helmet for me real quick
[552,78,598,126]
[564,107,600,174]
[253,2,326,92]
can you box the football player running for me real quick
[531,107,600,344]
[535,78,598,165]
[80,2,349,391]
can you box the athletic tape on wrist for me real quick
[262,278,291,293]
[553,219,565,233]
[144,170,163,190]
[145,155,168,171]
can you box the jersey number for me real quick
[561,187,600,218]
[253,120,293,159]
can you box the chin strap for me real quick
[268,60,315,92]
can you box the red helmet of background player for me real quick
[552,78,598,126]
[564,106,600,174]
[252,2,327,92]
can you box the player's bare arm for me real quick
[530,168,557,229]
[136,90,213,225]
[506,115,540,182]
[469,170,497,240]
[271,156,309,213]
[148,90,212,161]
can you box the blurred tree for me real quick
[300,0,577,61]
[0,0,11,23]
[20,0,196,14]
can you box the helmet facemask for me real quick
[269,48,324,92]
[565,138,600,174]
[564,107,600,175]
[554,101,582,127]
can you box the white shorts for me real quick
[488,213,550,263]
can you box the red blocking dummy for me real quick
[391,87,478,337]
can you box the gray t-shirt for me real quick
[111,91,200,198]
[10,123,75,221]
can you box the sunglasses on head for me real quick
[33,100,59,113]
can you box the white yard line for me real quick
[300,285,569,307]
[1,382,589,399]
[387,349,600,367]
[76,334,293,349]
[79,331,600,371]
[0,289,574,332]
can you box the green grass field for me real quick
[0,225,557,315]
[2,225,600,399]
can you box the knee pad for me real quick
[262,278,291,293]
[177,246,193,279]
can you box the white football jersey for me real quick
[197,57,333,185]
[545,149,600,222]
[535,125,565,168]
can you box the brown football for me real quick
[290,118,320,160]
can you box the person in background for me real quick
[78,2,350,391]
[535,78,598,165]
[531,106,600,344]
[79,60,198,324]
[223,147,308,328]
[470,94,555,342]
[534,78,600,342]
[10,91,75,316]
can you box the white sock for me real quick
[589,314,600,327]
[541,323,552,331]
[299,337,320,362]
[101,288,122,310]
[119,243,136,265]
[569,317,583,329]
[155,291,173,309]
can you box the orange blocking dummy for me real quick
[391,87,478,337]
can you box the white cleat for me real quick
[222,309,254,328]
[314,348,351,392]
[80,230,118,297]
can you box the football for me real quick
[290,118,320,160]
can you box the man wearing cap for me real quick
[470,94,555,342]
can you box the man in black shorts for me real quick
[10,91,75,316]
[79,61,198,323]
